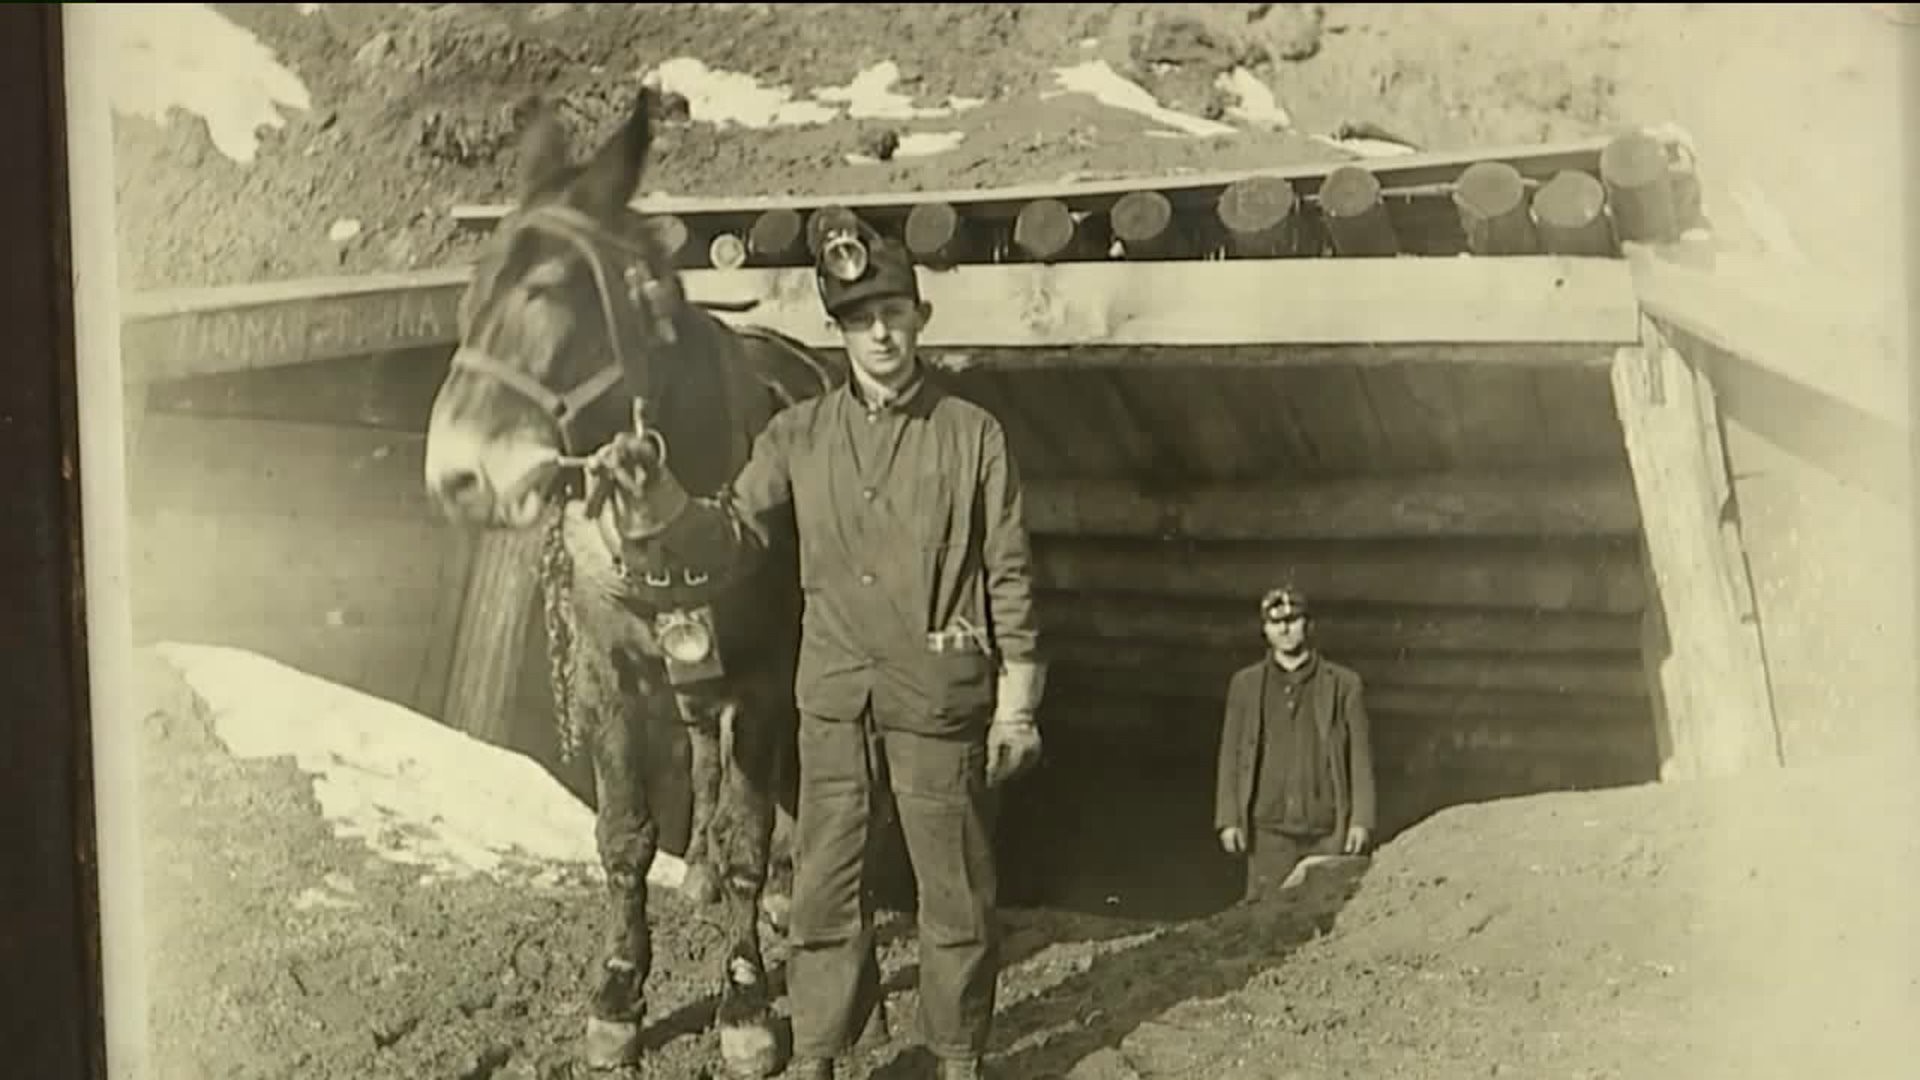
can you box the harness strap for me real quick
[453,350,625,434]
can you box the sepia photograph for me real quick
[61,4,1916,1079]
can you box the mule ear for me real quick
[568,88,653,221]
[516,97,573,200]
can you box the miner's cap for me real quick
[1260,586,1311,620]
[816,232,922,319]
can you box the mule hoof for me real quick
[682,863,721,906]
[718,1017,783,1079]
[584,1017,642,1069]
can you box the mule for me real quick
[422,89,847,1078]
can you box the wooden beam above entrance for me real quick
[119,256,1640,385]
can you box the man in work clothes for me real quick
[610,229,1046,1080]
[1215,585,1377,901]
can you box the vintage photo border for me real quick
[10,6,1919,1080]
[0,6,110,1080]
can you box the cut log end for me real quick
[1320,166,1383,220]
[747,208,807,264]
[1110,190,1178,259]
[1453,161,1539,255]
[1013,198,1098,262]
[1599,131,1669,189]
[1217,176,1297,234]
[646,214,692,261]
[1217,176,1300,257]
[904,202,966,265]
[1320,165,1400,257]
[1600,131,1678,243]
[1454,161,1529,219]
[1533,169,1616,256]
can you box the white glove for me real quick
[986,660,1045,786]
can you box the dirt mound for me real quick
[1067,754,1920,1080]
[134,641,1920,1080]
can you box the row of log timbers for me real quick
[644,130,1701,269]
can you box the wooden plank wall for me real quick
[128,357,473,722]
[940,352,1662,836]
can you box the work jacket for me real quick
[656,373,1043,735]
[1214,652,1377,839]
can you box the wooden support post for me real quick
[441,528,546,747]
[904,202,974,267]
[1532,169,1617,256]
[1453,161,1539,255]
[1600,131,1678,243]
[1216,176,1302,257]
[1012,198,1106,262]
[747,208,808,265]
[1608,334,1781,778]
[1319,165,1400,257]
[1109,190,1185,259]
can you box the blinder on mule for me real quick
[450,202,683,456]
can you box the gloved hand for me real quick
[986,713,1042,787]
[985,660,1046,786]
[584,428,689,542]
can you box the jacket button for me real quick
[860,572,875,585]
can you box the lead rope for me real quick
[537,503,587,764]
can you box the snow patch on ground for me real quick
[94,3,312,165]
[812,61,985,120]
[152,643,687,891]
[647,58,986,130]
[1217,68,1292,130]
[1049,60,1238,138]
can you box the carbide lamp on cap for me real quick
[811,206,870,283]
[1260,585,1310,621]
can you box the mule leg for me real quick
[713,696,785,1079]
[676,689,725,906]
[585,694,659,1071]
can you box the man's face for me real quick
[835,294,928,387]
[1262,611,1310,654]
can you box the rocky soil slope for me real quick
[105,4,1907,291]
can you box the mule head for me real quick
[424,89,686,530]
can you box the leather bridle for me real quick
[449,202,684,458]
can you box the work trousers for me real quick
[1244,826,1343,902]
[788,707,1000,1062]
